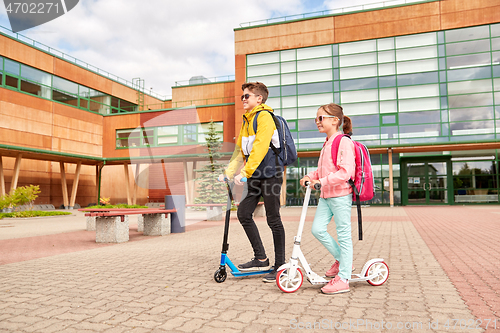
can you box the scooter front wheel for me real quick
[276,268,303,293]
[214,268,227,283]
[366,261,389,286]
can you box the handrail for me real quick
[174,75,235,87]
[0,25,170,100]
[239,0,439,28]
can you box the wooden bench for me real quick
[79,208,176,243]
[185,203,226,221]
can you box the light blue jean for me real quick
[311,194,353,280]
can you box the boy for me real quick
[219,81,285,282]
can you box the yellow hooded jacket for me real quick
[225,104,280,179]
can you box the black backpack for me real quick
[252,110,298,167]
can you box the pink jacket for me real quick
[307,132,355,199]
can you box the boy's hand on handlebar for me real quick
[217,174,226,182]
[234,174,245,186]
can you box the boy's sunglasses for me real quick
[241,93,258,101]
[315,115,337,123]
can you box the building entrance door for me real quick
[402,158,452,205]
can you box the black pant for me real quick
[237,176,285,268]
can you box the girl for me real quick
[300,103,355,295]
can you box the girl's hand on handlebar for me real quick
[308,180,321,189]
[300,176,311,187]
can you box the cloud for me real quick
[0,0,373,99]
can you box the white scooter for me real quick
[276,182,389,293]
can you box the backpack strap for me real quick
[330,134,349,166]
[253,110,282,169]
[330,133,363,241]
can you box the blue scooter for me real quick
[214,177,274,283]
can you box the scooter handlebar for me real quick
[304,181,321,190]
[219,175,247,183]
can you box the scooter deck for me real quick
[222,253,274,277]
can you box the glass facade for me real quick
[116,122,224,148]
[247,23,500,205]
[0,56,137,114]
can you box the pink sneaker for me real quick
[325,261,340,277]
[325,261,355,278]
[321,276,349,295]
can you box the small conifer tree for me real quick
[193,121,227,205]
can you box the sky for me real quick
[0,0,390,99]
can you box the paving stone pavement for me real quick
[0,206,497,332]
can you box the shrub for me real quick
[12,185,41,210]
[1,185,41,211]
[99,197,111,205]
[0,211,72,219]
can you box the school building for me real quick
[1,0,499,208]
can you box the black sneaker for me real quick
[238,258,270,271]
[262,267,277,283]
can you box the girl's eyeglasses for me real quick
[315,115,337,123]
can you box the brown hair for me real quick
[242,82,269,103]
[318,103,353,135]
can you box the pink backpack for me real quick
[331,134,375,240]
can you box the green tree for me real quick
[194,121,227,205]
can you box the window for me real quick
[297,45,332,59]
[448,79,493,95]
[398,84,439,99]
[118,122,224,148]
[4,58,19,89]
[447,66,491,82]
[20,65,51,98]
[1,56,137,114]
[447,53,492,69]
[297,58,332,71]
[297,70,332,84]
[396,59,438,74]
[158,126,179,145]
[450,120,494,136]
[399,97,440,112]
[350,114,380,127]
[397,71,439,86]
[341,89,378,103]
[297,82,332,95]
[382,115,396,125]
[297,93,332,107]
[449,107,493,122]
[340,77,378,91]
[399,110,440,124]
[448,93,494,108]
[116,129,141,148]
[395,32,436,48]
[396,45,437,61]
[445,26,490,43]
[340,53,377,67]
[247,63,280,77]
[446,40,490,56]
[247,51,279,66]
[339,40,376,55]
